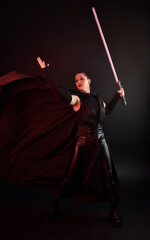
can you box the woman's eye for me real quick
[75,77,84,82]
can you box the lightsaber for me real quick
[92,7,127,105]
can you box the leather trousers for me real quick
[55,124,118,205]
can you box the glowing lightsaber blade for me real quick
[92,7,127,105]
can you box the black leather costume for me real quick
[41,67,121,204]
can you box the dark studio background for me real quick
[0,0,150,239]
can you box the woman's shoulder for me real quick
[91,91,103,102]
[92,92,105,108]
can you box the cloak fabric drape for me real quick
[0,71,121,202]
[0,71,76,189]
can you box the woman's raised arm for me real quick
[37,57,72,104]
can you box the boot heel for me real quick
[109,210,121,228]
[44,204,60,222]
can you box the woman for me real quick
[37,57,124,227]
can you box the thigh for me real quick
[101,140,113,173]
[65,140,84,179]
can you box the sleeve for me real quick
[42,67,72,104]
[105,92,120,115]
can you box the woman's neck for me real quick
[80,89,90,94]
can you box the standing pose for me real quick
[37,57,124,227]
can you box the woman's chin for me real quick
[77,87,83,92]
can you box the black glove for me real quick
[42,67,72,104]
[105,92,120,115]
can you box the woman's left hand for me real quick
[117,88,125,97]
[37,57,46,69]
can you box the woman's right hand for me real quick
[37,57,46,69]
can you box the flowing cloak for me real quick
[0,71,121,202]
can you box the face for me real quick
[75,73,91,93]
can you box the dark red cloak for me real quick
[0,71,121,202]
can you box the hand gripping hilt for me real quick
[115,81,127,106]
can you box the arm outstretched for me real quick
[37,57,72,104]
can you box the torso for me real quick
[73,93,105,127]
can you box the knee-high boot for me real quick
[44,178,69,222]
[106,170,121,228]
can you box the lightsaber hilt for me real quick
[115,81,127,105]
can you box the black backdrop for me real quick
[0,0,150,187]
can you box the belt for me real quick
[76,124,104,140]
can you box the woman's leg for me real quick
[101,140,121,227]
[45,141,83,221]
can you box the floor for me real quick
[0,175,149,240]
